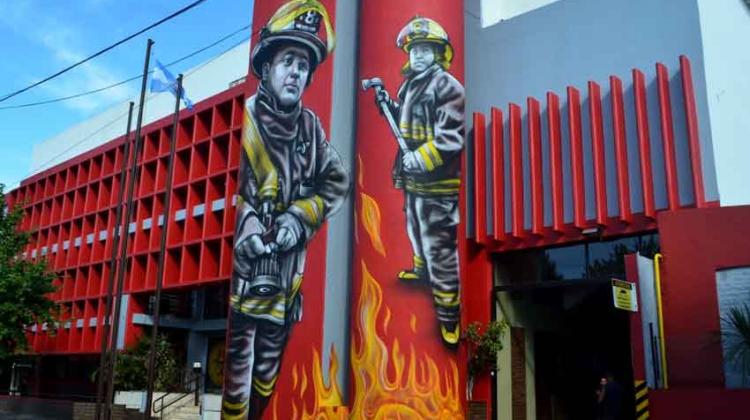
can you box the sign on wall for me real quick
[612,278,638,312]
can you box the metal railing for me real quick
[152,370,202,418]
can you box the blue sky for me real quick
[0,0,253,189]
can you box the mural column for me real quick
[351,0,469,417]
[221,1,351,419]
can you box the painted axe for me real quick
[361,77,409,154]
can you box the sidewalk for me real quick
[0,396,73,420]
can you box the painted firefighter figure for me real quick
[364,16,465,347]
[221,1,349,419]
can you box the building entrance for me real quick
[535,283,633,420]
[493,235,658,420]
[496,282,634,420]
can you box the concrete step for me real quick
[162,404,201,420]
[173,405,200,414]
[165,415,201,420]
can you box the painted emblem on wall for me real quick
[362,15,465,347]
[221,1,349,419]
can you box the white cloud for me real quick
[0,2,135,113]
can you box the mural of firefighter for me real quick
[362,16,465,347]
[221,1,349,419]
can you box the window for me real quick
[495,233,659,285]
[716,267,750,388]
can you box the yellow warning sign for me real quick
[612,278,638,312]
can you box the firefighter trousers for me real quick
[222,310,290,420]
[404,192,460,325]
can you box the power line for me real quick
[0,76,142,111]
[0,24,250,110]
[166,24,250,68]
[9,34,250,188]
[0,0,208,104]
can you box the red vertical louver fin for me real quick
[656,63,680,210]
[633,69,656,219]
[509,103,524,238]
[588,81,608,225]
[609,75,632,223]
[490,107,506,241]
[473,112,489,244]
[547,92,564,232]
[567,87,586,228]
[528,97,544,235]
[679,55,707,208]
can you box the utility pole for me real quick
[143,74,183,419]
[104,38,154,420]
[95,101,134,420]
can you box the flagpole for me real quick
[95,101,134,420]
[143,73,183,419]
[105,37,154,420]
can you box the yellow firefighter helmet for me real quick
[251,0,336,80]
[396,16,454,71]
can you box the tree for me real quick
[113,334,181,392]
[0,184,57,360]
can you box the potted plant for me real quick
[463,320,507,400]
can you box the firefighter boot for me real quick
[440,321,460,347]
[248,393,271,420]
[398,255,426,282]
[222,398,249,420]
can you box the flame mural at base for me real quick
[272,259,463,419]
[349,261,463,419]
[271,348,347,419]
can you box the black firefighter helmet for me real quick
[250,0,335,83]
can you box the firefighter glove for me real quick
[274,212,304,252]
[234,234,271,276]
[402,151,426,172]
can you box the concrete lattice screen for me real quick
[7,84,247,355]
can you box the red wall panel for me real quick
[658,205,750,387]
[650,389,750,419]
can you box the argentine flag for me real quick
[150,60,194,110]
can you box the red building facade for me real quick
[6,0,750,418]
[8,85,247,356]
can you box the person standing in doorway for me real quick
[596,372,624,420]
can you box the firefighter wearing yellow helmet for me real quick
[222,1,349,419]
[372,15,465,347]
[397,16,454,72]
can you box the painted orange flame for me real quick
[272,347,350,420]
[273,261,463,419]
[360,193,386,257]
[348,261,464,419]
[272,160,463,419]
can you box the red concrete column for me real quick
[353,0,469,417]
[221,2,339,419]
